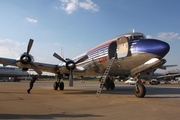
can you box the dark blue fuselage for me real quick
[130,39,170,58]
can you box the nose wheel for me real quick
[133,74,146,98]
[134,83,146,98]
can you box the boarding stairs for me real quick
[96,57,115,97]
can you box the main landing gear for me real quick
[103,77,115,90]
[53,73,64,90]
[134,75,146,98]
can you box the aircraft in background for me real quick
[0,31,170,98]
[158,69,180,81]
[0,66,29,81]
[0,66,29,77]
[139,65,178,81]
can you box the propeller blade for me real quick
[69,69,73,86]
[53,53,66,63]
[75,55,88,64]
[30,63,42,75]
[27,39,34,55]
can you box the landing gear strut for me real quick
[134,75,146,98]
[53,72,64,90]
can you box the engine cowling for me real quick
[20,54,32,64]
[16,53,35,69]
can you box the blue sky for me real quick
[0,0,180,74]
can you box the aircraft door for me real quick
[116,36,130,58]
[108,41,117,59]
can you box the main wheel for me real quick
[53,82,58,90]
[104,83,110,90]
[59,82,64,90]
[104,77,111,90]
[134,83,146,98]
[110,81,115,90]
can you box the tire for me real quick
[53,82,58,90]
[110,81,115,90]
[104,77,111,90]
[59,82,64,90]
[104,83,110,90]
[134,83,146,98]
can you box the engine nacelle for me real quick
[16,52,35,69]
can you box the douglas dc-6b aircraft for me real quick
[0,31,170,98]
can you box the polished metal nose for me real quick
[131,39,170,58]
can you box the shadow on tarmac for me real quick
[62,85,180,98]
[0,113,103,119]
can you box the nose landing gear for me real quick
[134,75,146,98]
[134,83,146,98]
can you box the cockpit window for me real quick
[125,35,146,41]
[126,36,133,40]
[133,36,144,40]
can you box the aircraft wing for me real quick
[0,57,89,75]
[0,57,58,73]
[156,73,180,79]
[0,57,17,66]
[33,62,58,73]
[131,59,166,75]
[165,73,180,77]
[158,65,178,70]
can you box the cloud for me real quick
[54,43,60,46]
[157,32,180,40]
[57,0,99,14]
[146,35,153,39]
[0,39,25,58]
[25,17,38,23]
[62,0,78,14]
[79,0,99,12]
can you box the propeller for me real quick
[3,39,42,75]
[27,39,34,56]
[30,63,42,75]
[53,52,88,86]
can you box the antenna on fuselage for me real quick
[132,29,135,33]
[128,28,136,33]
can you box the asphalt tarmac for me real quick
[0,80,180,120]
